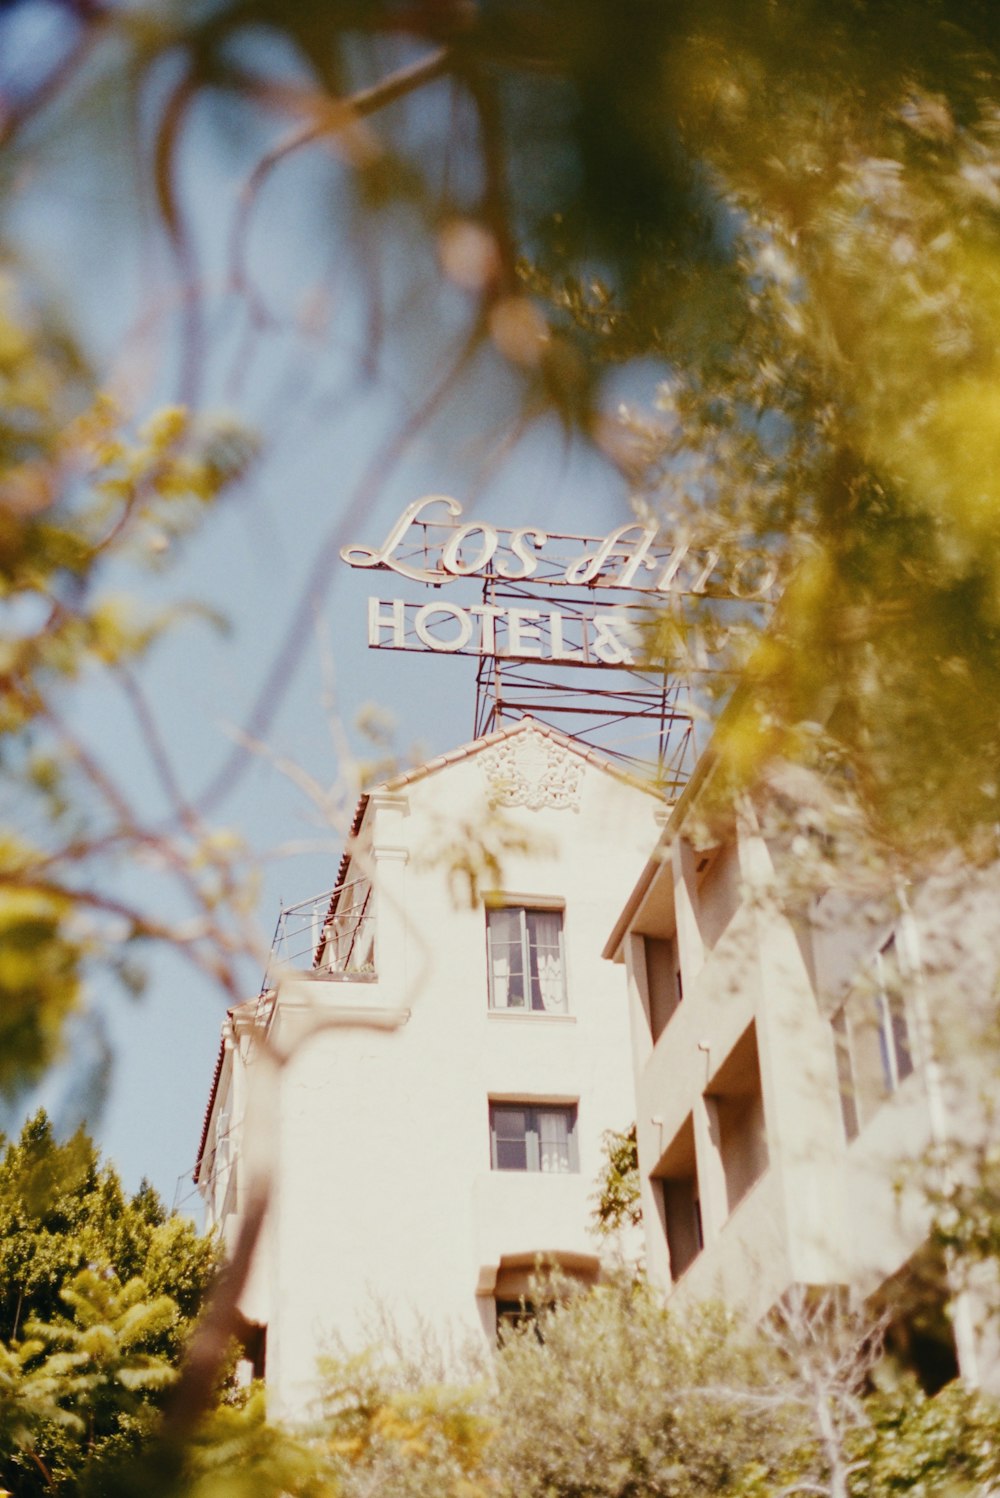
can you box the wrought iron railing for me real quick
[259,878,375,995]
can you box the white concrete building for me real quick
[196,716,659,1414]
[604,755,1000,1391]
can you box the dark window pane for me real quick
[495,1300,541,1344]
[877,995,895,1092]
[889,992,914,1082]
[496,1137,528,1169]
[492,1107,529,1170]
[832,1009,859,1141]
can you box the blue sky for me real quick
[2,59,657,1204]
[1,64,655,1204]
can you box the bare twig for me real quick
[228,48,452,314]
[194,317,485,816]
[152,67,205,408]
[0,11,108,151]
[117,665,200,834]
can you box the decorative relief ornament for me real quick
[481,730,583,812]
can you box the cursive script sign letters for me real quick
[341,495,777,601]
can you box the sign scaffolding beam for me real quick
[341,495,774,794]
[470,575,698,790]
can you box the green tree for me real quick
[0,1113,217,1353]
[4,1267,179,1497]
[0,1113,219,1493]
[0,1116,332,1498]
[849,1378,1000,1496]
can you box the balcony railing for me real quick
[260,878,375,995]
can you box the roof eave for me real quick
[602,739,721,962]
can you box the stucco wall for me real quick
[622,821,950,1324]
[203,726,659,1418]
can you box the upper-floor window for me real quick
[655,1113,703,1283]
[875,934,914,1091]
[831,1008,860,1142]
[489,1103,578,1172]
[486,905,566,1012]
[643,934,682,1042]
[696,845,742,951]
[831,932,915,1142]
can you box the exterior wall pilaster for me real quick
[672,837,705,981]
[739,827,847,1285]
[623,932,654,1073]
[693,1092,729,1243]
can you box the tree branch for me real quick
[229,47,452,310]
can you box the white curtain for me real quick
[529,912,565,1012]
[538,1109,571,1173]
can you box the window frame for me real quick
[831,930,916,1143]
[488,1102,579,1173]
[485,901,567,1013]
[655,1113,703,1283]
[831,1006,860,1142]
[643,933,683,1042]
[874,934,914,1091]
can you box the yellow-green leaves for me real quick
[0,267,259,1103]
[0,888,82,1098]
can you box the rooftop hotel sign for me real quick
[341,495,773,669]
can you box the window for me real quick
[662,1178,703,1281]
[875,935,914,1090]
[832,1008,860,1142]
[706,1023,769,1214]
[831,932,916,1141]
[643,935,682,1042]
[486,906,566,1012]
[495,1299,541,1343]
[489,1104,578,1173]
[655,1115,703,1283]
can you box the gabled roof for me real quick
[313,716,658,965]
[193,1026,228,1186]
[377,714,657,795]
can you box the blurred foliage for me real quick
[6,1,1000,845]
[313,1348,491,1498]
[4,3,1000,1494]
[4,0,1000,1084]
[4,1252,998,1497]
[301,1276,1000,1498]
[93,1389,331,1498]
[850,1377,1000,1496]
[591,1121,642,1235]
[490,1279,802,1498]
[0,1113,219,1496]
[0,270,259,1098]
[35,0,994,853]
